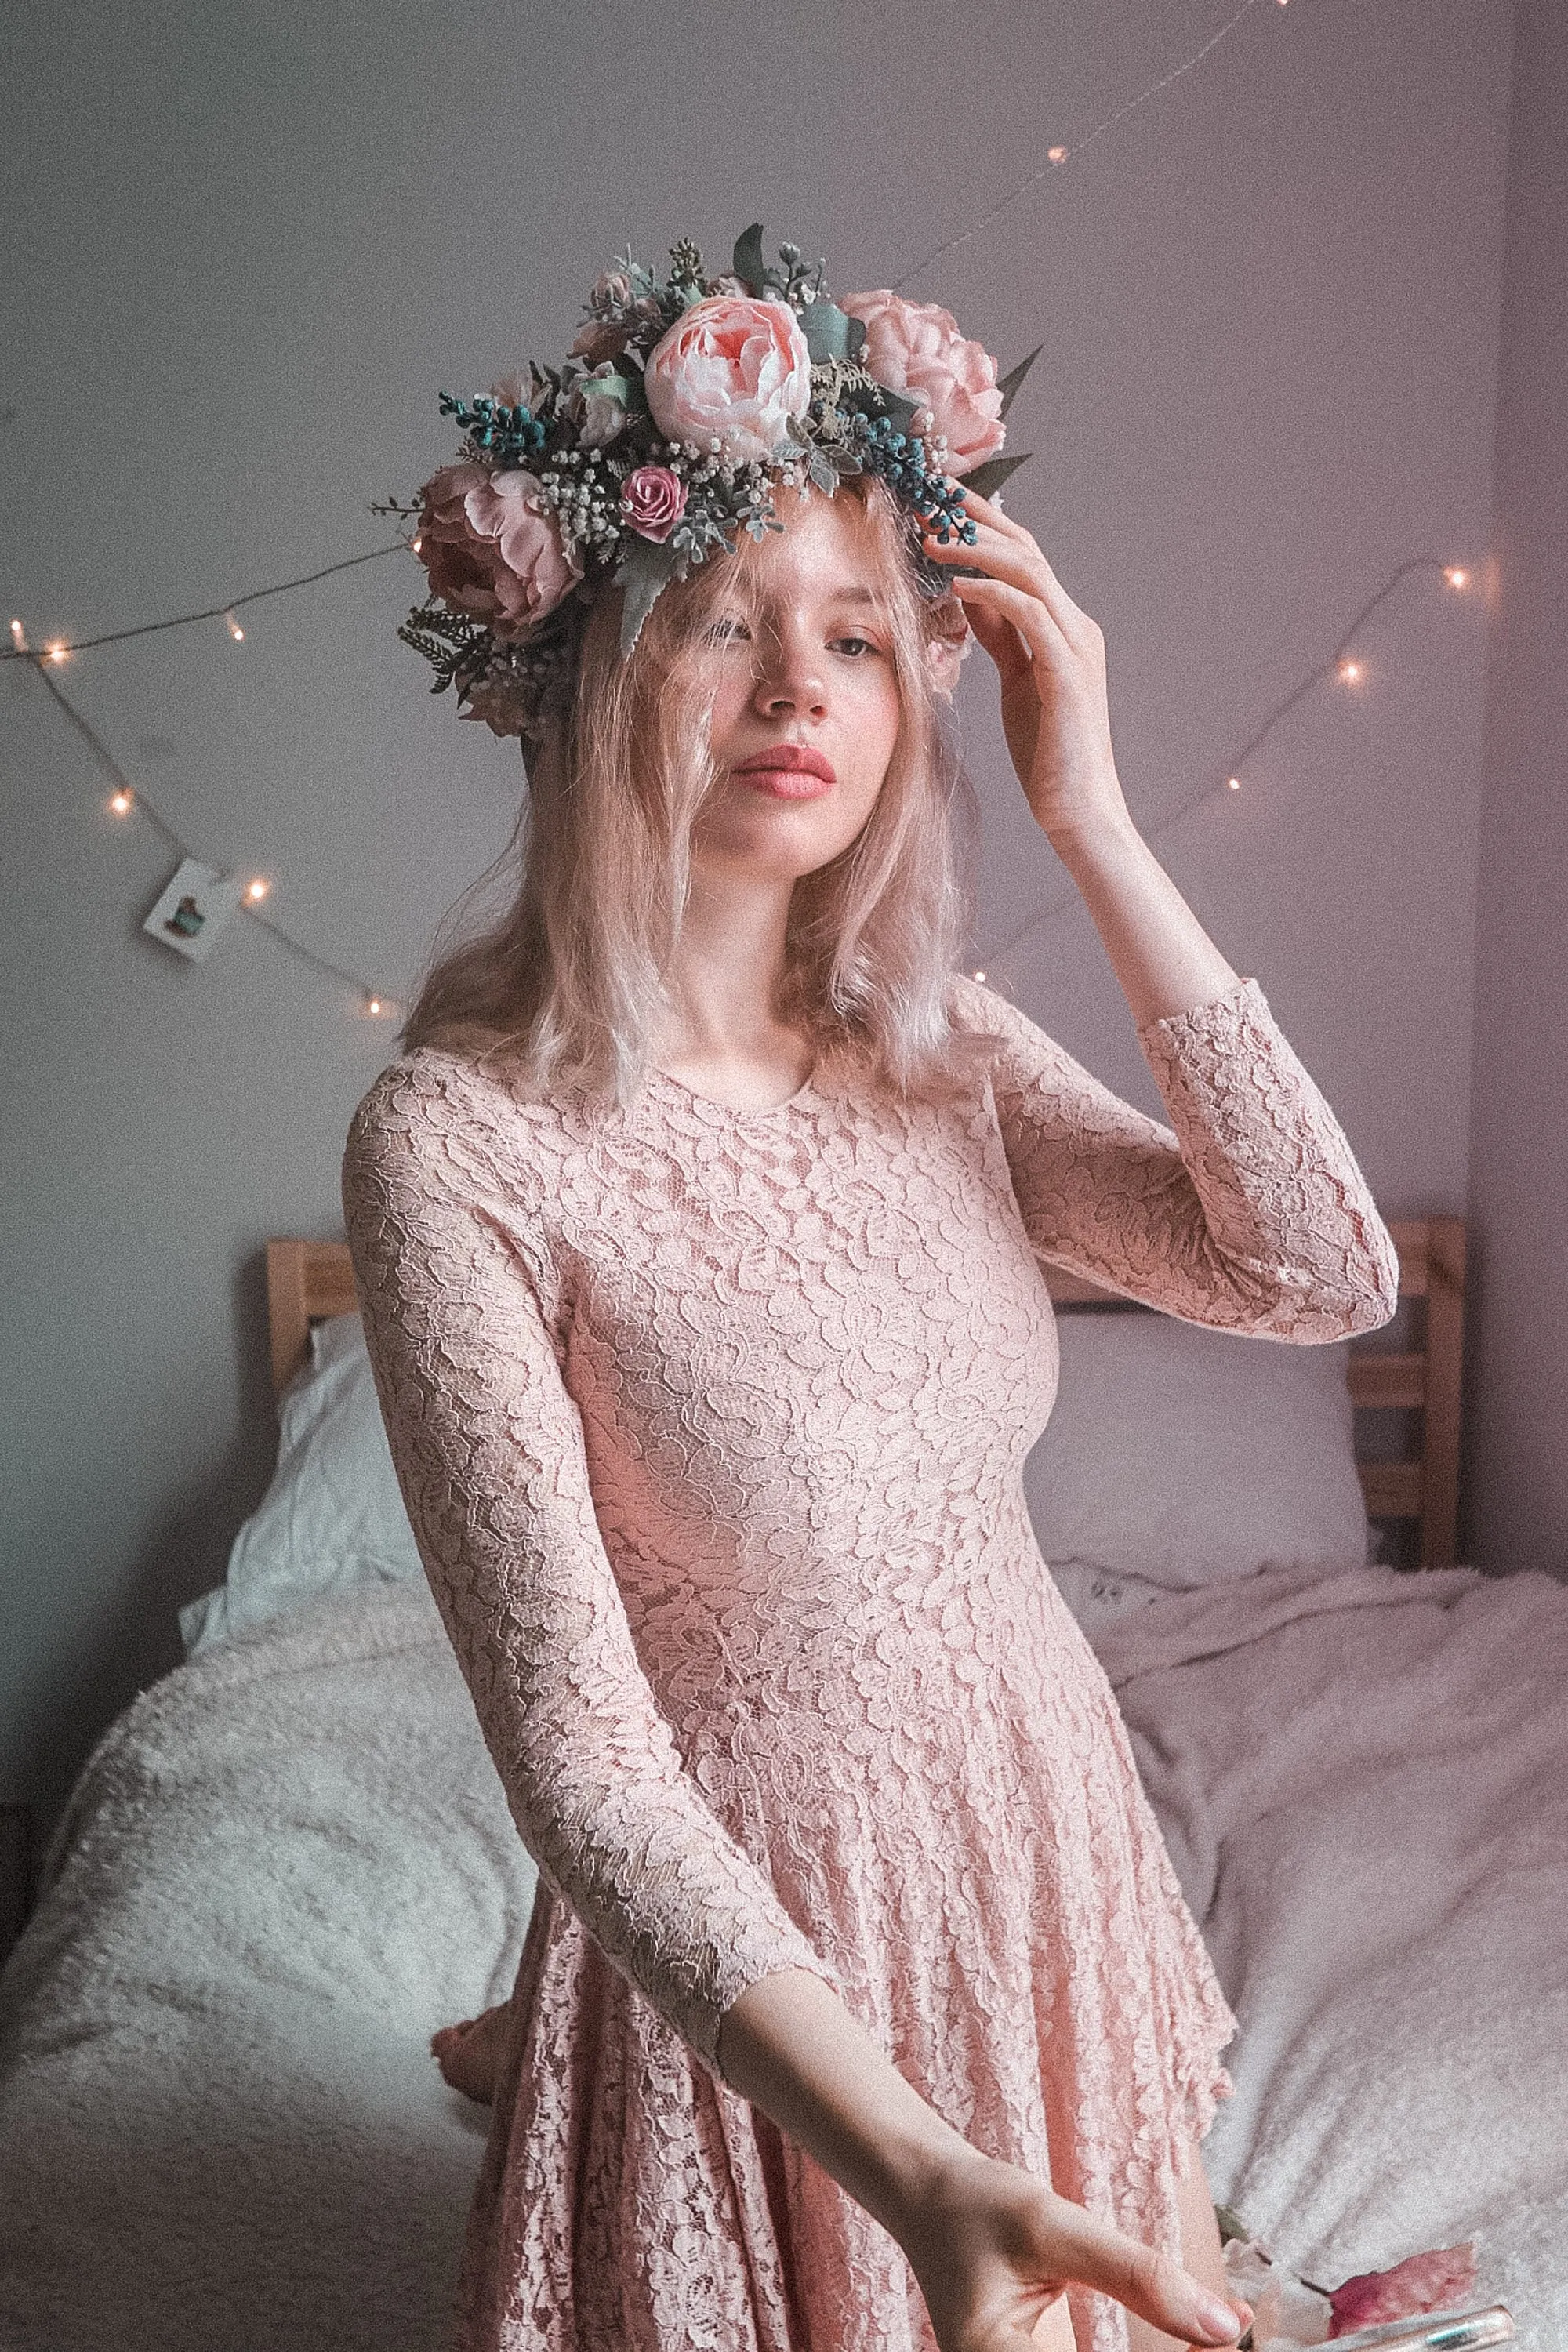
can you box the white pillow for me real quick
[180,1313,423,1653]
[1024,1312,1370,1596]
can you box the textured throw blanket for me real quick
[0,1584,534,2352]
[2,1566,1563,2350]
[1096,1559,1568,2350]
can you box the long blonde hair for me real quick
[401,474,989,1105]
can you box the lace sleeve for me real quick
[952,974,1399,1341]
[340,1056,840,2086]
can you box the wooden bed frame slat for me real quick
[267,1210,1465,1570]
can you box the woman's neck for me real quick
[652,871,813,1109]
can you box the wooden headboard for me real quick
[267,1213,1465,1569]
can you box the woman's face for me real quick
[687,489,908,887]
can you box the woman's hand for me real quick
[900,2146,1253,2352]
[924,487,1135,861]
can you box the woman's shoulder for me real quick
[344,1040,575,1201]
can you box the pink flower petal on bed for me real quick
[1327,2245,1479,2336]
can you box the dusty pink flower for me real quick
[570,315,630,364]
[1328,2245,1479,2337]
[839,289,1006,475]
[924,590,974,702]
[619,466,688,543]
[417,463,579,641]
[644,296,811,462]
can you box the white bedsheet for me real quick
[1095,1559,1568,2350]
[2,1564,1564,2350]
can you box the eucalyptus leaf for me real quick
[963,451,1032,501]
[807,450,840,495]
[996,343,1042,421]
[732,222,767,295]
[617,533,688,656]
[800,300,866,364]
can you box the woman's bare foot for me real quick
[431,2000,510,2103]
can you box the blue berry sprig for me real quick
[854,416,977,546]
[438,392,548,470]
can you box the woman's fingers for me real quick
[1051,2202,1247,2347]
[949,572,1074,673]
[925,487,1100,655]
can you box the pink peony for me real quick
[1327,2245,1479,2337]
[619,465,688,543]
[839,289,1006,475]
[644,296,811,463]
[417,463,579,641]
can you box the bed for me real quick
[2,1218,1565,2352]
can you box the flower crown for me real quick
[390,227,1038,742]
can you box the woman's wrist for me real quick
[716,1965,975,2245]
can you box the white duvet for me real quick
[1,1562,1564,2350]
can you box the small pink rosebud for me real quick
[619,465,688,544]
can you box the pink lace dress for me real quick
[341,972,1398,2352]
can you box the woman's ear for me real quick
[924,590,974,704]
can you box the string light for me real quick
[9,619,26,652]
[971,554,1479,982]
[109,788,134,816]
[224,610,245,641]
[1047,147,1067,165]
[243,877,270,904]
[972,969,987,983]
[45,640,70,665]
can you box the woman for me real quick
[343,269,1399,2352]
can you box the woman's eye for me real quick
[834,634,881,659]
[705,616,750,644]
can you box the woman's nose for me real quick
[753,633,827,717]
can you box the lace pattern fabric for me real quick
[341,973,1398,2352]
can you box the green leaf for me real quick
[807,449,840,495]
[996,343,1042,421]
[732,222,767,295]
[963,451,1032,500]
[616,532,688,656]
[800,300,866,364]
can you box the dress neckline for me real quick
[645,1062,818,1122]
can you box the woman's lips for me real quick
[731,746,837,800]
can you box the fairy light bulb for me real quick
[225,611,245,641]
[244,877,270,904]
[1227,775,1242,791]
[1047,146,1067,165]
[411,534,423,554]
[9,619,25,651]
[109,788,133,815]
[45,640,70,664]
[1338,657,1362,684]
[1446,567,1469,590]
[366,996,384,1016]
[972,969,987,983]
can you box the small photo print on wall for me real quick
[143,858,244,965]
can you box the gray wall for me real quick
[1465,0,1568,1574]
[1,0,1517,1809]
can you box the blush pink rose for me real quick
[1328,2245,1479,2337]
[619,465,688,543]
[644,296,811,463]
[417,463,579,640]
[839,289,1006,475]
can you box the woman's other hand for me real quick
[924,487,1134,862]
[900,2144,1252,2352]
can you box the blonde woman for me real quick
[343,464,1397,2352]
